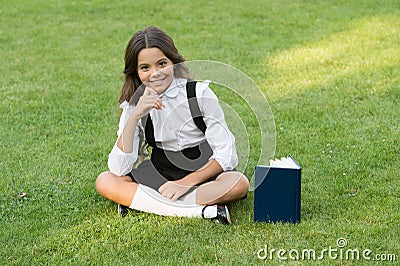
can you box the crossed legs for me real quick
[95,171,249,207]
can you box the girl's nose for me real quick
[149,67,161,78]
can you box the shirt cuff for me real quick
[107,145,137,176]
[209,153,238,171]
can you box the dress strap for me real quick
[143,114,156,148]
[186,81,207,134]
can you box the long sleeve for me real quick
[197,82,238,171]
[107,101,140,176]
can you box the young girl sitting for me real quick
[95,26,249,224]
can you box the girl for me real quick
[95,26,249,224]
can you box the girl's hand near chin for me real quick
[132,87,164,119]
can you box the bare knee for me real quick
[218,172,249,200]
[95,171,112,196]
[95,171,137,205]
[96,171,128,198]
[232,174,249,198]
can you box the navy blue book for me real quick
[254,156,301,223]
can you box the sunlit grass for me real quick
[265,14,400,99]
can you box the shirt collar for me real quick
[162,78,186,99]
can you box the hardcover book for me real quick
[254,156,301,223]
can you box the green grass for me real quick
[1,0,399,264]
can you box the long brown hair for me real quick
[119,26,189,104]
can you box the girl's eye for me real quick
[159,61,167,67]
[140,66,149,71]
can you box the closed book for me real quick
[254,155,301,223]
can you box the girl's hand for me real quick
[132,87,164,119]
[158,181,191,201]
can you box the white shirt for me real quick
[108,78,238,176]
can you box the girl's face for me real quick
[137,47,174,95]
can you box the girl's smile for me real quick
[137,47,174,95]
[148,76,167,87]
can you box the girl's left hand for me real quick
[158,181,191,201]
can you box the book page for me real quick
[269,156,301,169]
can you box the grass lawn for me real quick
[1,0,399,264]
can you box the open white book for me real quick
[269,156,301,169]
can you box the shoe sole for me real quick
[118,204,129,217]
[225,206,232,224]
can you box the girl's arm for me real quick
[108,87,162,176]
[178,159,222,186]
[199,83,238,171]
[117,87,162,152]
[107,102,140,176]
[116,114,140,153]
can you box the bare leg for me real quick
[95,171,138,207]
[195,171,249,205]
